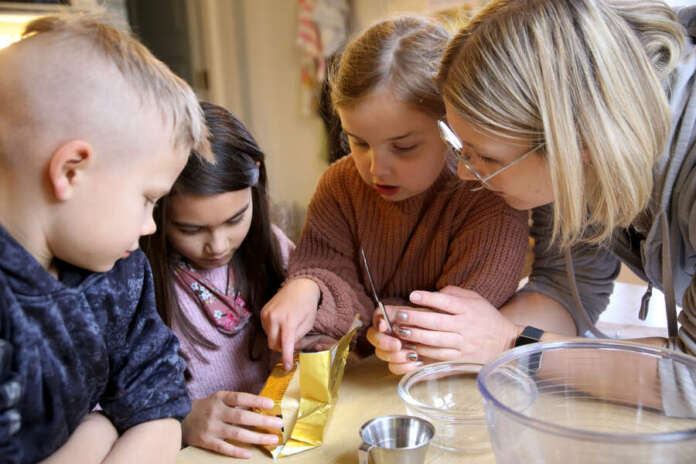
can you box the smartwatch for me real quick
[514,326,544,347]
[514,326,544,371]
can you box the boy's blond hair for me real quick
[22,14,212,160]
[438,0,685,247]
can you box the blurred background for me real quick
[0,0,489,239]
[1,0,690,239]
[1,0,691,334]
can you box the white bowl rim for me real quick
[477,339,696,443]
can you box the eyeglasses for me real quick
[437,120,544,192]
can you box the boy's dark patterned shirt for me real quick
[0,225,191,463]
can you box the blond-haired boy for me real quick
[0,15,212,463]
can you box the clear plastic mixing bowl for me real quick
[478,340,696,464]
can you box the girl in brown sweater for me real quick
[261,15,529,371]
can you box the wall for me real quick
[199,0,329,213]
[197,0,471,211]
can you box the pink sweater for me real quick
[172,226,293,400]
[289,156,529,346]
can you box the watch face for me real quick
[515,326,544,347]
[515,335,535,347]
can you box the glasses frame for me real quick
[437,120,544,192]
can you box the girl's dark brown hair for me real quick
[141,101,286,371]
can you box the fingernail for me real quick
[284,362,292,371]
[410,291,422,302]
[407,351,419,361]
[413,361,424,368]
[273,418,284,429]
[267,435,279,444]
[396,311,408,321]
[398,327,411,338]
[404,343,417,350]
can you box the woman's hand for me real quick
[182,391,283,459]
[367,286,521,375]
[261,278,321,370]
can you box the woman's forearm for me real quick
[501,290,578,340]
[501,291,666,410]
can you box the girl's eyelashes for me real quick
[392,143,417,152]
[175,213,245,236]
[226,214,245,225]
[349,139,419,153]
[177,227,201,236]
[351,139,369,149]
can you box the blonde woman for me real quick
[368,0,696,384]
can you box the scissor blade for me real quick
[360,248,394,333]
[361,248,380,300]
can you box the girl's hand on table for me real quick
[261,278,321,371]
[182,392,283,459]
[367,286,520,374]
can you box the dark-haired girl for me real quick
[141,102,292,458]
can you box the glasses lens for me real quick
[437,121,492,191]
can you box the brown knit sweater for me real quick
[288,156,529,345]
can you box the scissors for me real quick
[360,247,395,334]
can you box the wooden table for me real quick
[177,280,669,463]
[176,355,496,463]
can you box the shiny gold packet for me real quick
[255,317,362,458]
[255,354,301,453]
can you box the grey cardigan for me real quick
[524,6,696,346]
[521,7,696,414]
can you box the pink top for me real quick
[172,225,294,400]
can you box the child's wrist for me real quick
[291,278,321,306]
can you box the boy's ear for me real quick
[48,140,94,201]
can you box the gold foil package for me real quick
[255,317,361,458]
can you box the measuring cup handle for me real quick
[358,441,373,464]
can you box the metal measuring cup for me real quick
[358,415,434,464]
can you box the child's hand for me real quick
[367,305,424,375]
[182,392,283,459]
[261,278,321,370]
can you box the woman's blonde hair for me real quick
[438,0,686,247]
[331,15,450,117]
